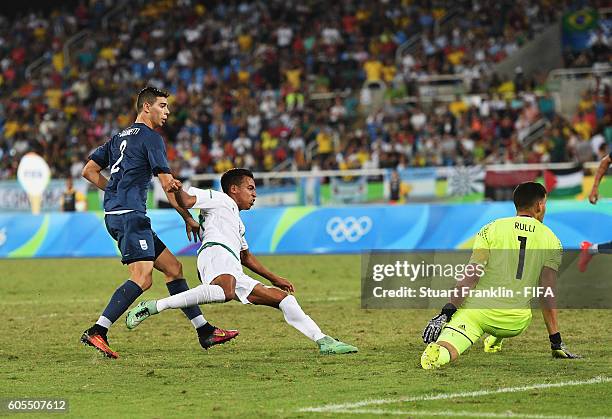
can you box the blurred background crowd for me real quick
[0,0,610,181]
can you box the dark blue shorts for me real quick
[104,212,166,265]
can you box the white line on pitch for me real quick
[327,408,611,419]
[299,376,612,413]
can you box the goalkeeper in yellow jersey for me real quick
[420,182,582,369]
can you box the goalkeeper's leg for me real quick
[483,335,504,353]
[421,309,483,369]
[481,314,531,354]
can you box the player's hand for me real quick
[274,277,295,293]
[166,178,183,193]
[550,332,582,358]
[422,303,457,344]
[588,188,599,205]
[185,217,202,242]
[422,314,448,344]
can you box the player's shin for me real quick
[156,284,226,312]
[279,295,326,341]
[100,279,144,328]
[421,343,452,369]
[166,278,207,328]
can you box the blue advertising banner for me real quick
[0,201,610,258]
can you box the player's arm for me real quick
[240,249,295,293]
[539,267,559,334]
[589,154,611,204]
[85,140,112,190]
[539,266,581,359]
[450,263,483,308]
[172,186,227,210]
[145,135,200,240]
[167,183,197,209]
[82,159,108,191]
[451,224,491,309]
[159,174,200,242]
[421,264,482,344]
[163,179,202,242]
[159,174,194,209]
[423,223,490,344]
[167,189,200,241]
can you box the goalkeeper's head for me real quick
[513,182,548,221]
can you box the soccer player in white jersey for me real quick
[126,168,358,355]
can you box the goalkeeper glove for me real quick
[422,303,457,344]
[549,332,582,359]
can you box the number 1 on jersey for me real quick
[516,235,527,279]
[110,140,127,174]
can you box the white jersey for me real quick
[187,187,248,260]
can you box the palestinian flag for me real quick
[544,166,583,198]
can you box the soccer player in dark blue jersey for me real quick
[80,87,237,358]
[579,151,612,272]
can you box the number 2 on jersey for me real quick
[110,140,127,174]
[516,235,527,279]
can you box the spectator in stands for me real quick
[0,0,605,183]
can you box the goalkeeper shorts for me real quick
[437,309,532,354]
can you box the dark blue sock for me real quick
[599,241,612,254]
[167,278,204,321]
[101,280,143,324]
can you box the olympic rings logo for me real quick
[326,216,373,243]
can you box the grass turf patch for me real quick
[1,255,610,418]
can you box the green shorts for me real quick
[437,309,532,354]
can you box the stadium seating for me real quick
[0,0,609,181]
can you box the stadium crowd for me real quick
[0,0,610,181]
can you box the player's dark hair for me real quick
[221,168,254,193]
[513,182,547,210]
[136,86,169,112]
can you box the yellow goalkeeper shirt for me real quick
[464,216,562,317]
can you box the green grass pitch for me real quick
[1,255,610,418]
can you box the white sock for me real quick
[156,284,226,312]
[191,315,207,329]
[279,295,326,342]
[96,316,112,329]
[590,243,598,254]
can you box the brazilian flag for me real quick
[562,9,599,51]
